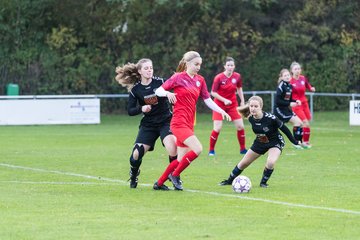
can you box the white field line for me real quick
[1,163,359,216]
[0,180,119,186]
[312,127,360,133]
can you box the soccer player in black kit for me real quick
[115,58,177,190]
[219,96,301,188]
[273,69,304,149]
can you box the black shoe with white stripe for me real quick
[128,168,140,188]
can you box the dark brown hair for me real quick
[224,56,235,65]
[115,58,152,91]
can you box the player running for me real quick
[115,58,177,190]
[155,51,231,191]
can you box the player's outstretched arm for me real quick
[280,124,299,145]
[204,98,231,121]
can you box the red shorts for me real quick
[292,101,311,121]
[171,126,194,147]
[212,106,241,121]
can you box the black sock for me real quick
[293,126,303,142]
[169,155,177,163]
[228,166,243,182]
[260,167,274,184]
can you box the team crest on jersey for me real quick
[263,127,269,132]
[285,92,291,100]
[196,81,201,87]
[144,94,158,105]
[231,78,236,84]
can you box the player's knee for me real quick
[214,126,222,132]
[131,144,145,161]
[266,161,275,169]
[130,144,144,168]
[193,144,203,155]
[295,119,303,127]
[236,125,244,131]
[197,146,203,155]
[302,120,310,127]
[213,121,223,131]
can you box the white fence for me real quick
[241,91,360,118]
[1,92,359,125]
[0,95,100,125]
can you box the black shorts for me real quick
[135,122,173,151]
[274,107,295,123]
[250,135,285,155]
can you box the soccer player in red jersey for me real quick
[154,51,231,190]
[290,62,316,148]
[208,57,247,156]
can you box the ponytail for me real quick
[176,59,187,72]
[115,58,152,92]
[115,63,140,92]
[237,104,251,119]
[176,51,201,72]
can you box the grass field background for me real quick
[1,111,359,239]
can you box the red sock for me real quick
[157,160,179,186]
[209,130,220,151]
[237,129,246,150]
[303,127,310,143]
[172,151,198,177]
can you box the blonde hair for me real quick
[176,51,201,72]
[237,96,263,118]
[277,68,290,84]
[249,95,263,108]
[115,58,152,91]
[290,61,301,74]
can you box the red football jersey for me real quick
[162,71,210,129]
[211,72,242,108]
[290,75,313,103]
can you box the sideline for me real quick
[1,163,359,216]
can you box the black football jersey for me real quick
[128,76,172,127]
[274,80,295,108]
[249,112,284,144]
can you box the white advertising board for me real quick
[0,99,100,125]
[349,100,360,126]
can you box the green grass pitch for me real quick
[0,112,359,239]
